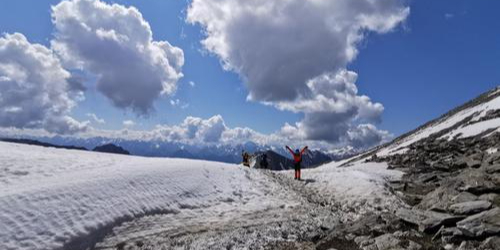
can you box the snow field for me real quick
[0,142,272,250]
[0,141,407,249]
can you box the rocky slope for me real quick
[336,87,500,249]
[0,138,87,151]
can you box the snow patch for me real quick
[378,95,500,157]
[298,162,404,220]
[486,147,498,155]
[441,118,500,140]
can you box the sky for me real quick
[0,0,499,151]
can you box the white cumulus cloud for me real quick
[274,70,386,145]
[51,0,184,115]
[86,113,105,124]
[347,124,392,149]
[154,115,227,143]
[0,33,88,134]
[123,120,136,127]
[187,0,408,148]
[187,0,408,103]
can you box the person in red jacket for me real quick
[286,145,308,180]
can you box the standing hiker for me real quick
[260,153,269,169]
[242,150,250,167]
[286,145,308,180]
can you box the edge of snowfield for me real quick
[0,141,404,250]
[294,160,405,222]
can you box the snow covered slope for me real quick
[376,87,500,157]
[0,139,407,250]
[0,141,285,250]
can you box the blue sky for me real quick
[0,0,301,134]
[0,0,499,149]
[352,0,500,135]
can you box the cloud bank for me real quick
[51,0,184,115]
[187,0,408,148]
[0,114,391,153]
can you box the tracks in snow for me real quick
[91,168,343,250]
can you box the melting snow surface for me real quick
[310,161,402,203]
[292,161,404,221]
[0,142,404,250]
[0,142,272,250]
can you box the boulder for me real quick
[455,169,500,195]
[472,151,484,159]
[363,234,402,250]
[396,208,465,233]
[451,192,478,204]
[320,217,339,231]
[455,156,482,169]
[363,233,422,250]
[396,208,427,226]
[353,235,372,247]
[453,157,468,169]
[417,185,460,212]
[483,164,500,174]
[431,162,452,172]
[416,173,440,184]
[456,207,500,238]
[345,213,399,236]
[467,159,482,168]
[480,236,500,250]
[407,241,422,250]
[420,212,465,233]
[457,241,478,250]
[482,151,500,166]
[449,200,492,215]
[478,193,500,207]
[437,227,473,244]
[393,229,423,239]
[478,193,499,202]
[444,244,454,250]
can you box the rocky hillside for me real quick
[93,143,130,155]
[336,87,500,249]
[0,138,87,151]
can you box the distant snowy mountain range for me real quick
[0,135,350,166]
